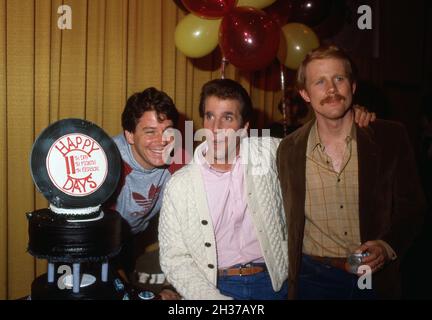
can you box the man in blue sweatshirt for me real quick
[107,87,185,299]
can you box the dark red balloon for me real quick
[264,0,295,26]
[293,0,332,27]
[219,7,281,71]
[181,0,237,19]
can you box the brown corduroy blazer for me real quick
[276,119,426,299]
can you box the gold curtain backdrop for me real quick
[0,0,292,299]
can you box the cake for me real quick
[27,118,127,300]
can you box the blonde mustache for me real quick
[320,94,346,106]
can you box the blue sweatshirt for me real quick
[110,134,184,234]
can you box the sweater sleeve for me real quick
[158,179,232,300]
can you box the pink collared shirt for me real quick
[196,143,264,269]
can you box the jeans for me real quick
[298,254,376,300]
[217,268,288,300]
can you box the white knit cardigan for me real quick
[159,137,288,300]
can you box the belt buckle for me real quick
[238,265,244,277]
[239,263,252,276]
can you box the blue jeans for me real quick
[298,255,376,300]
[217,268,288,300]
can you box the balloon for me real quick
[264,0,295,26]
[292,0,331,27]
[219,7,281,71]
[181,0,237,19]
[277,23,319,70]
[236,0,277,9]
[175,14,221,58]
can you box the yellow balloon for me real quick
[277,23,320,70]
[237,0,277,9]
[175,14,221,58]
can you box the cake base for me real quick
[27,208,122,263]
[31,270,126,300]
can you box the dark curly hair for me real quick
[198,79,252,126]
[121,87,179,132]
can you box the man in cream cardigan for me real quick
[158,79,374,300]
[159,79,288,300]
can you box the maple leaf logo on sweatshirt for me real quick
[130,184,161,217]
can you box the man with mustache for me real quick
[276,45,426,299]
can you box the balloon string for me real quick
[221,57,228,79]
[280,64,287,137]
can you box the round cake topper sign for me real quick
[31,118,121,208]
[46,133,108,196]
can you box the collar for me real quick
[194,141,241,174]
[307,120,357,157]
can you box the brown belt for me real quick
[218,263,266,277]
[308,255,349,272]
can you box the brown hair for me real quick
[199,78,252,126]
[122,87,179,132]
[296,45,357,90]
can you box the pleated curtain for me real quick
[0,0,288,299]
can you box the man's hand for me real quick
[159,288,181,300]
[353,105,376,127]
[354,241,390,274]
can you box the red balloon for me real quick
[181,0,237,19]
[219,7,281,71]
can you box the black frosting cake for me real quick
[27,119,127,300]
[27,208,122,263]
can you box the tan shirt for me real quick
[303,122,361,257]
[303,121,396,260]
